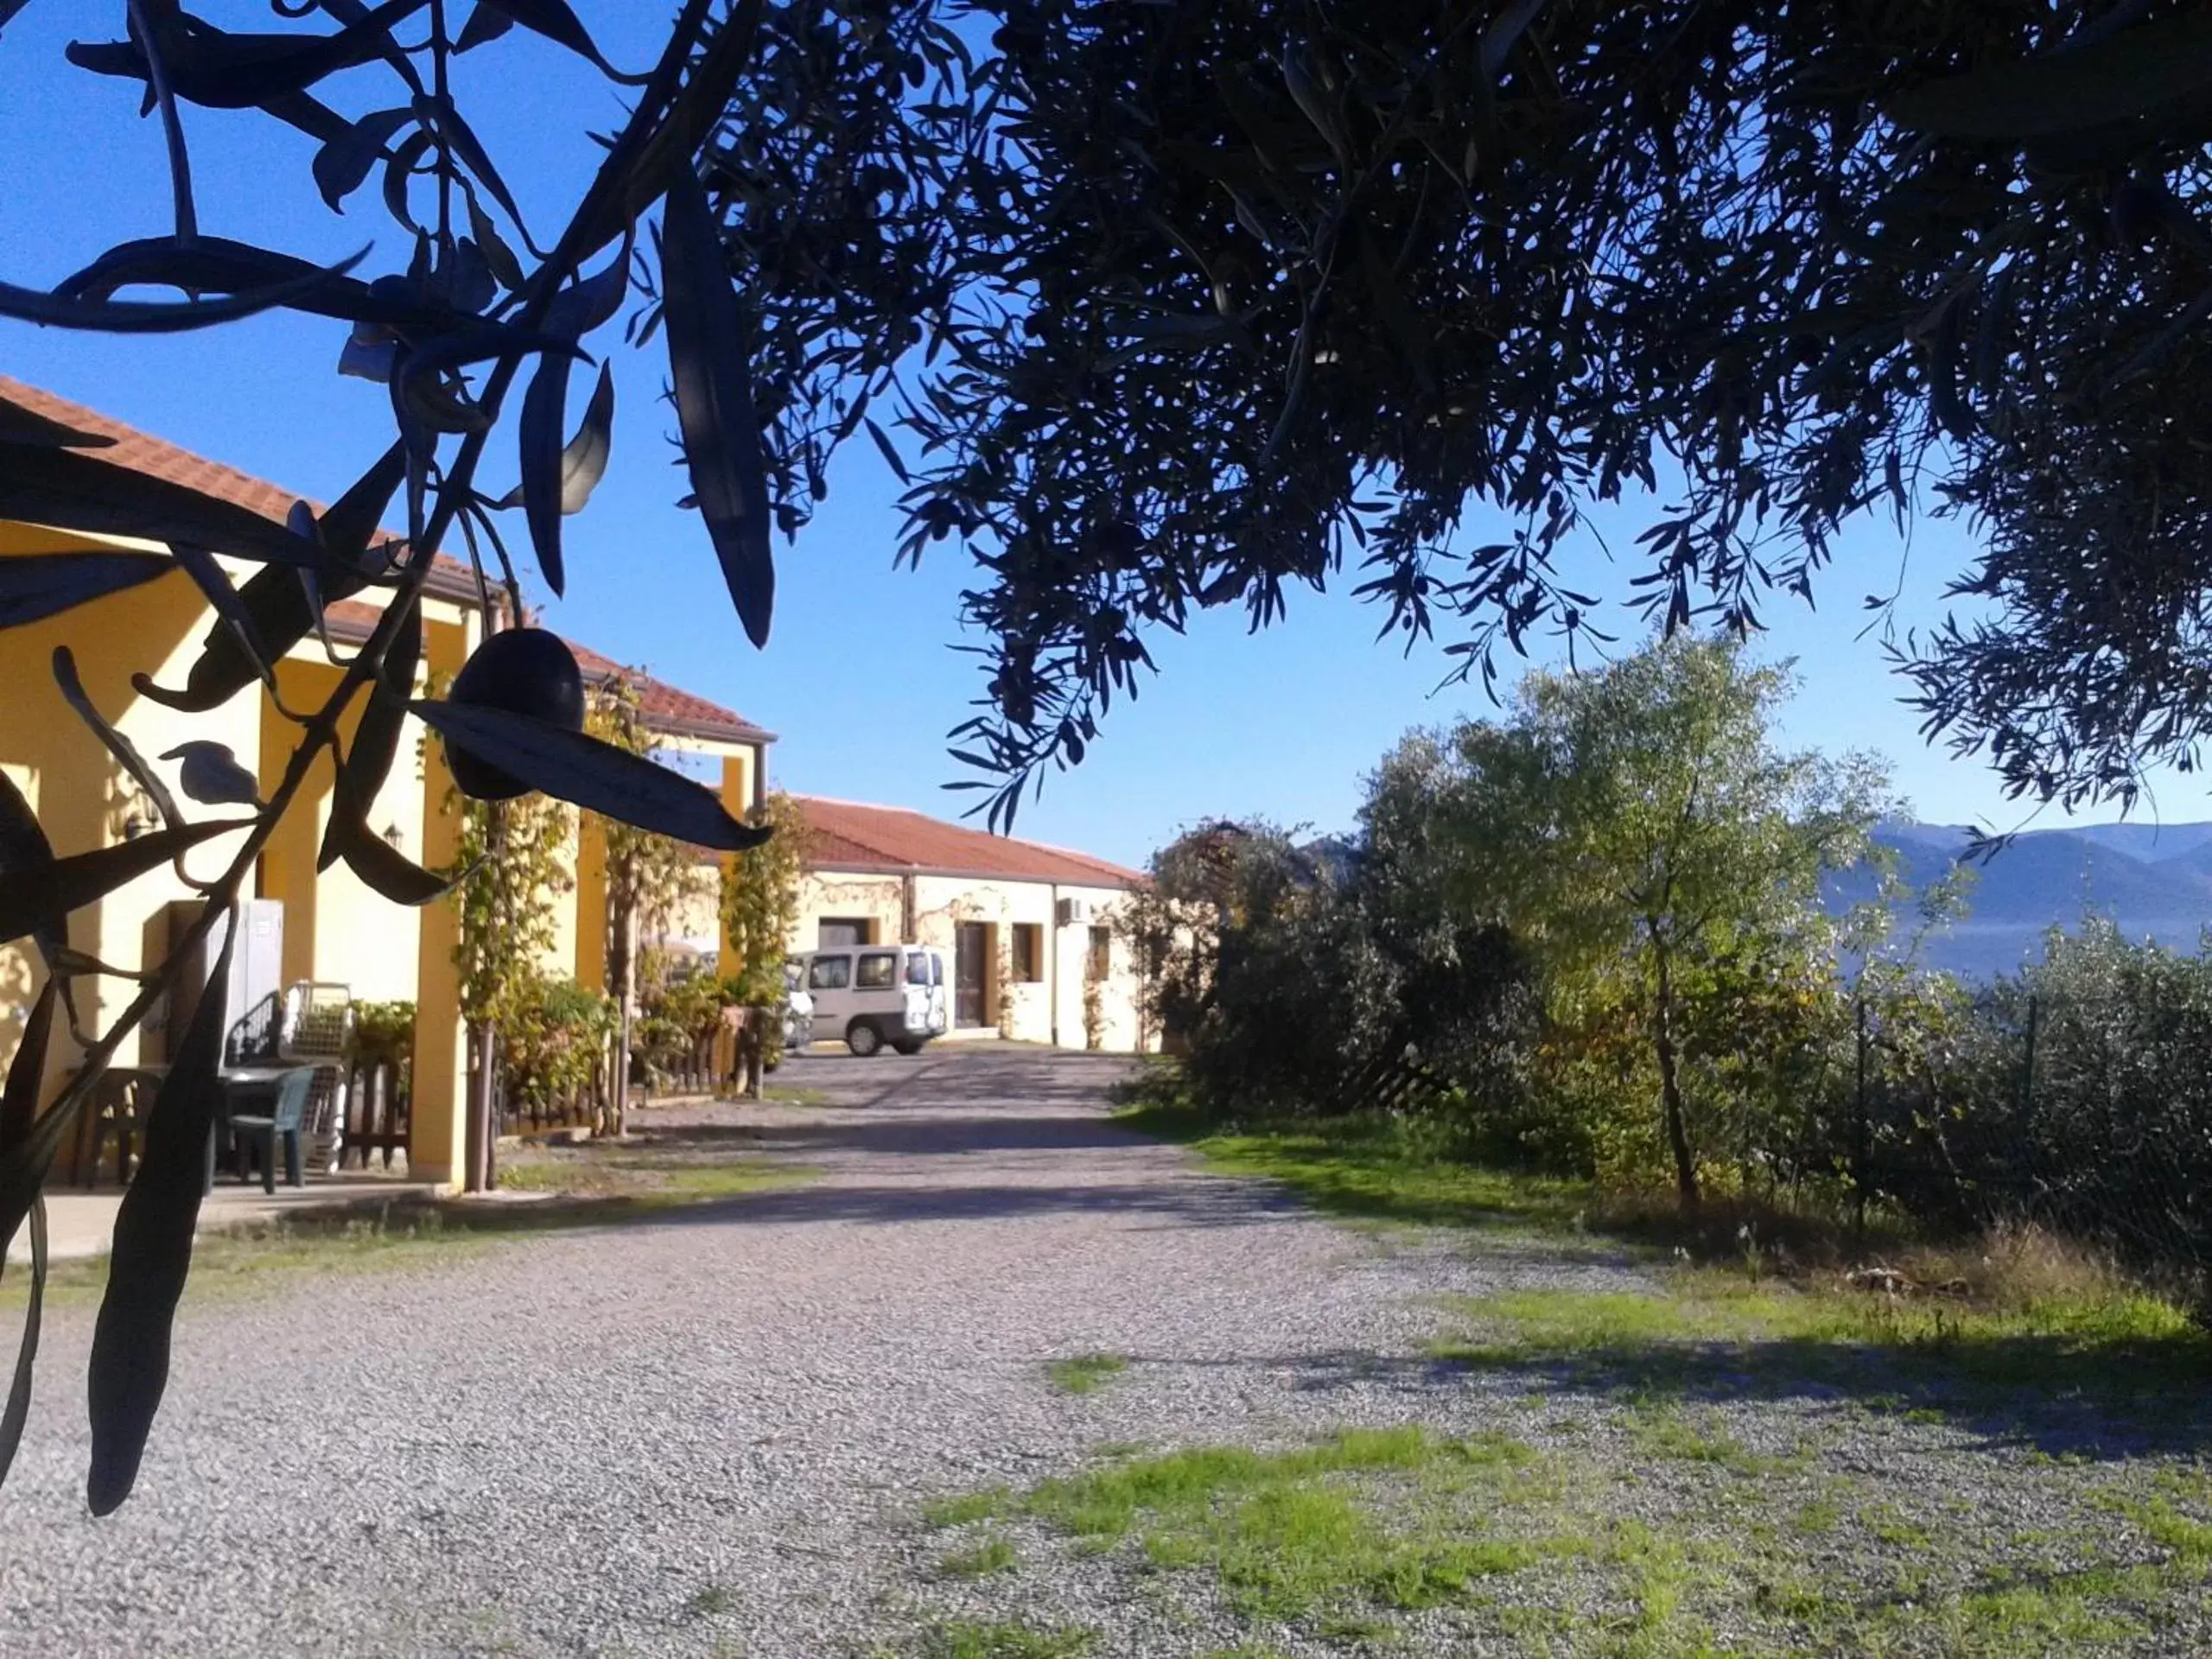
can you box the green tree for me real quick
[720,791,807,1089]
[704,1,2212,819]
[588,676,715,1132]
[1421,639,1891,1210]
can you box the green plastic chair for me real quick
[226,1067,317,1194]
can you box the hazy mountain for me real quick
[2063,823,2212,862]
[1849,822,2212,980]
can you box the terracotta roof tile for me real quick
[0,375,477,600]
[321,601,772,747]
[565,639,773,746]
[794,796,1142,887]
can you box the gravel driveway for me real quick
[0,1049,2202,1656]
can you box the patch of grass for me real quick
[761,1084,829,1107]
[1623,1405,1794,1477]
[926,1423,2212,1658]
[916,1618,1094,1659]
[922,1488,1011,1529]
[937,1534,1020,1578]
[1045,1353,1128,1395]
[1115,1103,1593,1236]
[1432,1268,2212,1408]
[683,1584,734,1619]
[494,1145,816,1201]
[1021,1427,1559,1620]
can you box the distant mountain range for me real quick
[1840,821,2212,981]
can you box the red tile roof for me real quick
[794,796,1142,887]
[1,376,771,747]
[322,601,772,747]
[565,639,773,746]
[0,374,478,601]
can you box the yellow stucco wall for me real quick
[0,549,259,1097]
[789,868,1153,1052]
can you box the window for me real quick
[856,950,899,990]
[1011,923,1044,983]
[906,951,939,987]
[1087,925,1112,982]
[818,918,874,948]
[807,955,851,991]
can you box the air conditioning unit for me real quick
[1056,897,1090,927]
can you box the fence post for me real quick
[1853,997,1869,1253]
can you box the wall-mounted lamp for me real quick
[382,822,406,850]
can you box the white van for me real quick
[796,944,950,1057]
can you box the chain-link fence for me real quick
[1822,985,2212,1281]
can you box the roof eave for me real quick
[807,856,1139,889]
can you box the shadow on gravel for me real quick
[687,1114,1157,1159]
[1437,1337,2212,1460]
[604,1178,1305,1231]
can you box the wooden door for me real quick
[954,922,988,1027]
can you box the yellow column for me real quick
[575,813,608,994]
[409,617,472,1187]
[713,748,753,968]
[259,663,340,988]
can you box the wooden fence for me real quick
[336,1055,410,1170]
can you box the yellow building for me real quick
[0,378,768,1186]
[789,797,1155,1052]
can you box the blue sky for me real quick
[2,10,2197,870]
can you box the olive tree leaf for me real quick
[69,0,432,111]
[53,647,184,834]
[0,444,332,567]
[134,441,405,714]
[0,246,368,334]
[159,742,263,808]
[0,1192,48,1490]
[466,189,524,291]
[1888,12,2212,139]
[509,238,632,593]
[165,543,274,690]
[518,359,613,596]
[323,804,463,905]
[0,821,245,948]
[558,359,615,514]
[464,0,634,80]
[661,163,773,647]
[0,980,58,1491]
[0,551,173,632]
[0,986,73,1260]
[312,105,417,211]
[410,700,772,850]
[0,772,67,1020]
[0,389,113,448]
[85,915,234,1516]
[317,594,421,873]
[454,2,515,51]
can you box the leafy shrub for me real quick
[498,980,615,1116]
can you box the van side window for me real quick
[856,950,898,990]
[808,955,851,991]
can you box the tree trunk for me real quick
[466,1021,498,1193]
[1653,945,1699,1212]
[607,899,636,1138]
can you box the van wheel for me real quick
[892,1039,924,1057]
[847,1021,884,1058]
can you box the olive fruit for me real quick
[442,627,584,801]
